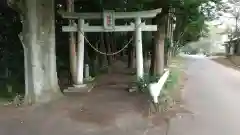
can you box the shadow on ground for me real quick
[211,56,240,70]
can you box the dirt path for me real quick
[0,61,170,135]
[167,55,240,135]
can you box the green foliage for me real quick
[164,68,180,90]
[172,0,224,45]
[158,69,180,111]
[136,73,160,93]
[180,6,209,43]
[165,37,171,51]
[156,57,183,111]
[135,67,180,93]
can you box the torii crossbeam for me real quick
[59,9,162,87]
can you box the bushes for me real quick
[136,68,180,93]
[136,74,160,93]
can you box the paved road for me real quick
[168,55,240,135]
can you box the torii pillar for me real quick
[135,17,144,79]
[60,9,162,87]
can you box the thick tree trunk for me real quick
[150,12,167,76]
[155,17,166,75]
[168,11,173,64]
[67,0,77,84]
[155,32,165,75]
[149,39,156,75]
[22,0,60,104]
[164,12,171,67]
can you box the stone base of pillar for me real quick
[83,76,95,82]
[73,84,87,88]
[63,83,95,93]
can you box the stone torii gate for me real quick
[59,9,162,87]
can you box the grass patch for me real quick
[135,56,185,94]
[164,68,181,91]
[166,56,185,89]
[158,56,185,112]
[136,73,161,93]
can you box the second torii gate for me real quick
[59,9,162,87]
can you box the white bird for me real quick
[148,70,170,104]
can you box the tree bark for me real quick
[104,33,112,66]
[127,32,134,68]
[165,10,172,67]
[173,8,183,43]
[225,44,230,56]
[155,17,166,76]
[67,0,77,84]
[164,14,169,67]
[149,39,156,75]
[20,0,60,104]
[109,33,116,61]
[99,33,106,67]
[119,34,124,57]
[150,8,168,76]
[169,10,174,57]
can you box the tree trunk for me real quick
[167,10,173,63]
[119,34,124,57]
[67,0,77,84]
[99,33,107,68]
[104,33,112,66]
[150,11,167,76]
[109,33,116,61]
[149,39,156,75]
[173,9,182,43]
[236,41,240,55]
[22,0,60,104]
[143,51,150,73]
[155,17,166,76]
[155,32,165,75]
[164,11,171,67]
[127,32,134,68]
[84,43,89,78]
[98,34,103,67]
